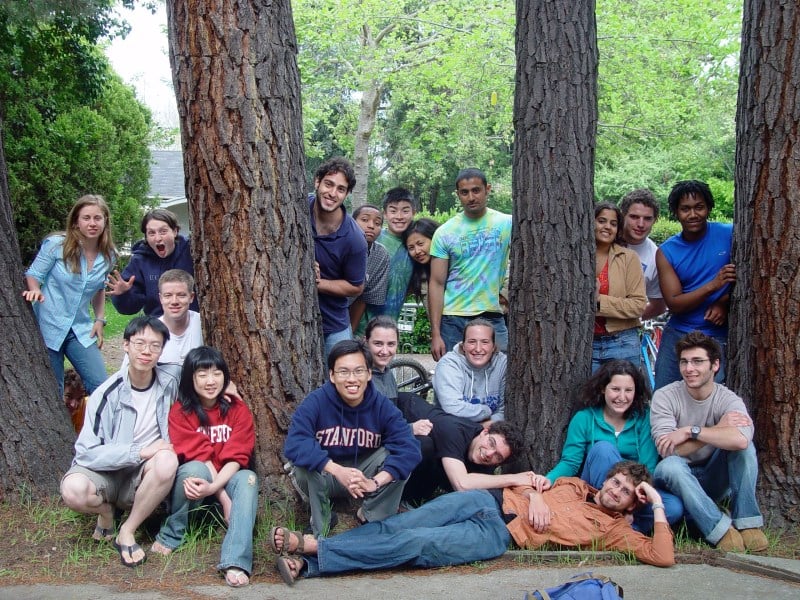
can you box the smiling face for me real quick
[329,352,372,407]
[676,193,710,239]
[145,218,178,258]
[355,207,383,243]
[366,326,398,371]
[123,326,165,376]
[384,200,415,235]
[159,281,194,322]
[603,374,636,421]
[594,208,619,247]
[622,202,656,245]
[314,171,350,214]
[678,347,719,392]
[468,429,511,466]
[406,231,432,265]
[461,324,496,369]
[596,472,637,513]
[193,366,226,408]
[456,177,490,219]
[75,205,106,241]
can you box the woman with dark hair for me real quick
[151,346,257,588]
[23,194,117,398]
[402,217,439,308]
[593,202,646,372]
[537,360,682,532]
[107,208,197,316]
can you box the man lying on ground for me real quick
[271,460,674,585]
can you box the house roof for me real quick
[149,150,186,200]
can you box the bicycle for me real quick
[640,317,666,390]
[388,357,432,397]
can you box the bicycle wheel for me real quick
[388,358,430,395]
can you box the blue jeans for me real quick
[591,328,641,374]
[653,324,727,390]
[580,441,683,534]
[48,329,108,398]
[440,314,508,353]
[653,444,762,545]
[155,461,259,574]
[303,489,510,577]
[323,327,352,362]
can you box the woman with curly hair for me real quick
[23,194,117,397]
[538,360,682,533]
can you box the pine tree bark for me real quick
[166,0,324,495]
[508,0,598,469]
[729,0,800,526]
[0,120,75,500]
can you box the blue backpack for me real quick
[524,572,624,599]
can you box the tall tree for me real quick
[166,0,323,489]
[729,0,800,526]
[508,0,598,468]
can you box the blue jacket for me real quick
[111,235,198,316]
[284,381,421,481]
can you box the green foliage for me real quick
[399,305,432,354]
[648,218,682,245]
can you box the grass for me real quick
[101,299,136,339]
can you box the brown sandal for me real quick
[276,555,304,586]
[269,525,304,555]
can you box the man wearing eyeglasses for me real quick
[650,331,766,554]
[283,339,421,537]
[60,315,181,568]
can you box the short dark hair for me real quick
[352,203,383,220]
[158,269,195,292]
[487,421,524,464]
[579,359,650,419]
[315,157,356,193]
[364,315,398,340]
[327,339,373,372]
[123,315,170,344]
[381,187,418,211]
[667,180,714,216]
[594,201,624,244]
[463,317,496,344]
[141,208,180,234]
[179,346,232,427]
[606,460,652,488]
[455,168,487,187]
[675,330,722,365]
[620,189,660,220]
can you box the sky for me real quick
[105,3,178,129]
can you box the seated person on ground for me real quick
[150,347,257,588]
[433,318,506,423]
[283,339,421,537]
[60,315,180,568]
[272,460,674,586]
[540,359,683,532]
[650,331,767,553]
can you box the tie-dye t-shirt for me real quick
[376,229,414,321]
[430,208,511,315]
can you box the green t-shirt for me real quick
[377,229,414,320]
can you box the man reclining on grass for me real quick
[271,460,674,585]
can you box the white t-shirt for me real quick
[121,311,204,370]
[131,384,161,449]
[627,237,662,299]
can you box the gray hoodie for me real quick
[433,342,506,422]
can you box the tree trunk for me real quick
[351,80,381,208]
[729,0,800,526]
[166,0,324,496]
[0,119,75,500]
[508,0,598,469]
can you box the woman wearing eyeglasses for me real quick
[534,360,682,533]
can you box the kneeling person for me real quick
[60,316,180,568]
[283,339,421,536]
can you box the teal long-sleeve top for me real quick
[545,406,659,482]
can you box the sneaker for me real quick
[740,528,769,552]
[716,527,745,552]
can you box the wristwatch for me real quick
[690,425,701,440]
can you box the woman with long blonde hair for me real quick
[24,194,117,397]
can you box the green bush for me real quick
[399,306,431,354]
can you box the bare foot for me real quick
[150,540,173,556]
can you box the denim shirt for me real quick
[26,235,113,350]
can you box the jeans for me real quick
[323,327,352,362]
[653,324,727,390]
[653,444,762,545]
[440,314,508,353]
[292,447,407,537]
[303,489,510,577]
[591,328,641,374]
[580,441,683,534]
[155,461,259,574]
[48,329,108,398]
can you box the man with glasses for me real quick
[60,315,181,568]
[283,339,420,537]
[650,331,767,553]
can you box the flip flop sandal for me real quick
[113,540,147,568]
[92,524,114,542]
[224,567,250,588]
[269,526,304,555]
[276,555,303,586]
